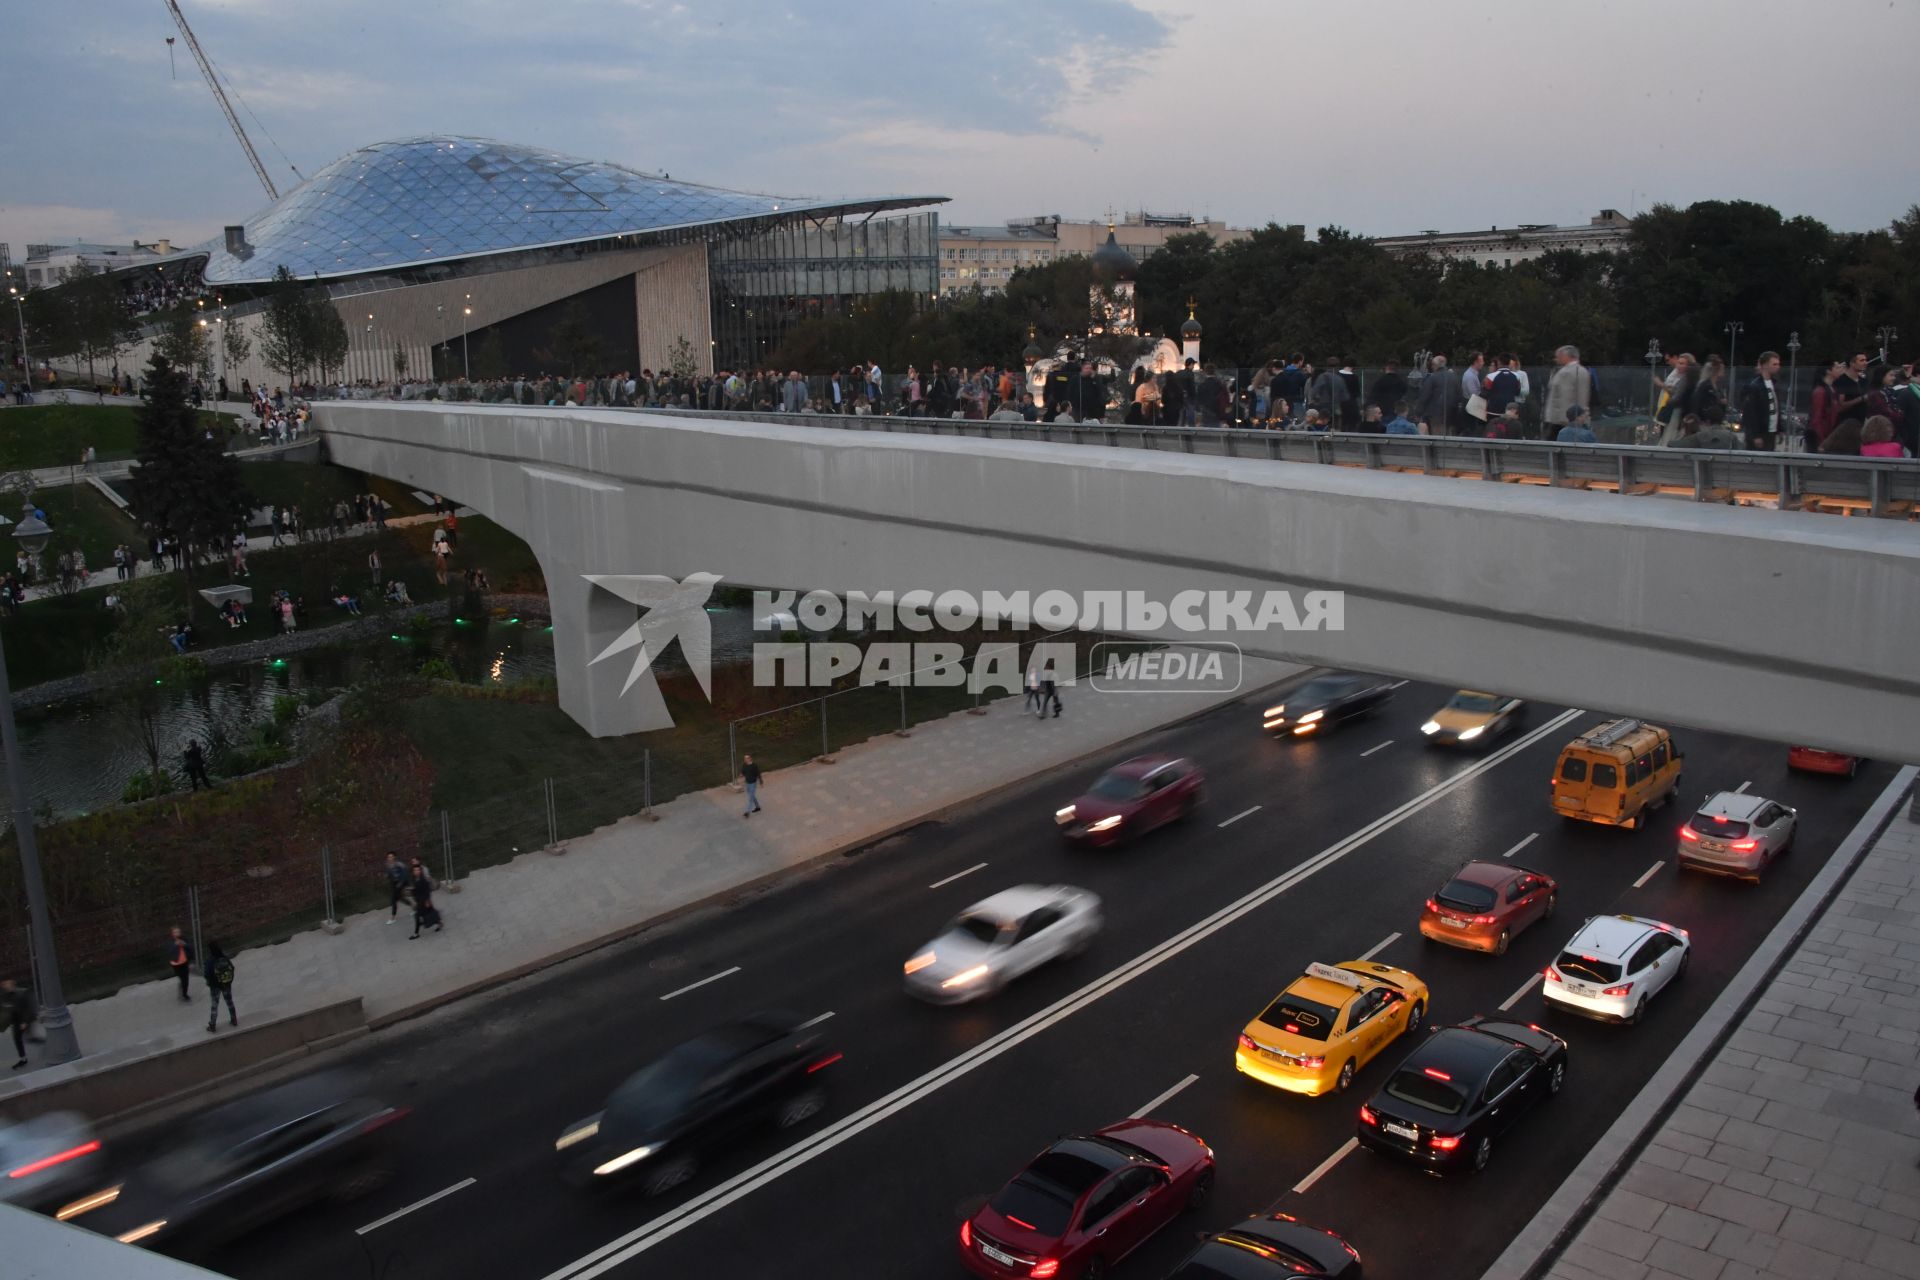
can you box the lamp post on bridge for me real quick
[1876,325,1898,364]
[462,295,472,381]
[1786,332,1802,450]
[1724,321,1744,387]
[1645,338,1663,422]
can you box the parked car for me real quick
[1356,1017,1568,1173]
[1418,861,1557,955]
[1055,756,1204,847]
[904,885,1101,1004]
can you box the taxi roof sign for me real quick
[1305,962,1369,990]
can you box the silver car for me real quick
[1679,792,1797,882]
[903,884,1101,1004]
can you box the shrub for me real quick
[418,656,458,681]
[272,694,301,725]
[121,768,175,803]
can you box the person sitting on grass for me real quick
[331,586,362,616]
[386,579,412,605]
[220,599,246,629]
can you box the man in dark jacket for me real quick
[1309,359,1351,426]
[1370,359,1408,419]
[1737,352,1783,451]
[1414,355,1456,433]
[1484,355,1524,416]
[204,942,237,1032]
[1196,365,1227,426]
[4,976,34,1068]
[167,926,194,1001]
[1164,360,1194,425]
[1274,355,1308,423]
[926,363,954,418]
[384,853,412,926]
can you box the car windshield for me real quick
[1258,995,1340,1041]
[143,1138,236,1194]
[1088,773,1147,801]
[1435,879,1498,912]
[1556,951,1623,983]
[1295,678,1356,702]
[1384,1068,1468,1115]
[605,1041,734,1135]
[1694,814,1750,838]
[1559,756,1588,782]
[949,915,1003,946]
[988,1178,1073,1237]
[1447,692,1502,713]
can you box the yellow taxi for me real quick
[1419,690,1526,749]
[1234,961,1430,1096]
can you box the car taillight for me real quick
[1544,967,1561,983]
[1429,1133,1462,1150]
[1472,914,1498,925]
[1358,1105,1378,1126]
[1030,1261,1060,1279]
[1424,899,1440,914]
[1679,826,1701,842]
[1343,1242,1362,1262]
[960,1220,971,1247]
[1602,984,1631,997]
[806,1052,843,1074]
[7,1139,100,1180]
[361,1107,411,1135]
[1237,1034,1257,1053]
[1299,1055,1325,1069]
[1730,839,1758,852]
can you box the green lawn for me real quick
[29,482,144,573]
[239,460,430,523]
[0,402,235,469]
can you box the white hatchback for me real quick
[902,884,1101,1004]
[1543,915,1690,1025]
[1679,791,1797,882]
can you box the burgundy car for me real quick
[1788,746,1860,778]
[1055,756,1204,847]
[959,1119,1214,1279]
[1418,860,1558,955]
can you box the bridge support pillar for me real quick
[541,552,677,737]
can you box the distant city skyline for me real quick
[5,0,1915,257]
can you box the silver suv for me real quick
[1678,792,1796,882]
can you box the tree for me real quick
[258,266,313,387]
[129,352,255,611]
[96,576,183,791]
[58,266,136,394]
[666,334,699,382]
[312,304,349,383]
[541,303,605,377]
[222,317,252,372]
[153,303,213,382]
[471,329,507,380]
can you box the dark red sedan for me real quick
[1418,860,1558,955]
[959,1119,1214,1279]
[1788,746,1860,778]
[1055,756,1204,848]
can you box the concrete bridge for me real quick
[315,402,1920,761]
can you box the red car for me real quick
[1055,756,1204,847]
[1789,746,1861,778]
[959,1119,1214,1279]
[1418,860,1558,955]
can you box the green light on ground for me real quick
[153,678,163,685]
[390,633,403,641]
[506,617,519,625]
[543,625,554,633]
[271,658,287,667]
[454,617,468,626]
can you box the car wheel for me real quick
[1472,1136,1493,1171]
[777,1087,826,1129]
[1624,998,1645,1026]
[1545,892,1557,919]
[642,1153,698,1197]
[1547,1061,1565,1096]
[1335,1059,1355,1093]
[1404,1000,1425,1037]
[1493,929,1510,957]
[1677,948,1690,979]
[1185,1167,1214,1212]
[1081,1258,1106,1280]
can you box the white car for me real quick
[903,884,1101,1004]
[1543,915,1690,1025]
[0,1112,109,1215]
[1679,791,1797,882]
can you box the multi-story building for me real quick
[937,212,1253,295]
[20,240,178,286]
[1370,210,1632,268]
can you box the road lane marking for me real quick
[1387,679,1410,689]
[538,708,1585,1280]
[1360,741,1393,758]
[1501,832,1539,859]
[355,1178,476,1235]
[1735,780,1750,793]
[927,862,988,889]
[1358,932,1401,961]
[659,967,741,1001]
[1130,1073,1200,1119]
[1292,1139,1358,1194]
[1499,973,1544,1011]
[1218,806,1261,828]
[799,1011,834,1028]
[1633,861,1664,889]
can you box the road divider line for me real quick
[1388,679,1410,689]
[1360,741,1393,758]
[1358,932,1401,961]
[799,1011,834,1028]
[1499,973,1544,1011]
[1501,832,1539,859]
[658,966,741,1001]
[537,707,1585,1280]
[1633,861,1664,889]
[1130,1073,1200,1119]
[1735,780,1750,793]
[1292,1139,1358,1194]
[1218,806,1261,828]
[927,862,988,890]
[354,1177,475,1235]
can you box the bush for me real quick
[121,768,175,803]
[418,656,458,681]
[272,694,301,726]
[302,686,334,708]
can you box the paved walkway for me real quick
[0,652,1301,1097]
[1540,779,1920,1280]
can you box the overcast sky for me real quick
[6,0,1916,258]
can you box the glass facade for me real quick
[708,213,938,368]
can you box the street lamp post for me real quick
[1786,332,1802,448]
[1724,321,1744,384]
[0,505,79,1063]
[1876,325,1898,363]
[1645,338,1663,420]
[7,284,32,401]
[461,295,472,380]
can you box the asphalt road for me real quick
[130,679,1895,1280]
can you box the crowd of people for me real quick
[117,261,211,319]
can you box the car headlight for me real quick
[1088,816,1122,833]
[941,964,992,988]
[55,1185,121,1220]
[555,1120,600,1150]
[1265,705,1285,718]
[903,951,936,975]
[1420,720,1441,735]
[1299,710,1323,723]
[593,1145,656,1176]
[1054,805,1076,824]
[1457,725,1484,741]
[117,1220,168,1245]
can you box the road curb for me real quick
[1481,762,1919,1280]
[367,664,1315,1035]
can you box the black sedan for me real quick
[555,1012,840,1195]
[1261,675,1394,738]
[1355,1016,1567,1174]
[1165,1211,1363,1278]
[73,1073,408,1255]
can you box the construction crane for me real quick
[163,0,279,200]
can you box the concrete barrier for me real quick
[0,997,365,1125]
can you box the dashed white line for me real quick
[927,862,988,889]
[355,1178,476,1235]
[1387,679,1411,689]
[659,966,741,1001]
[1735,780,1751,793]
[1130,1073,1200,1119]
[1292,1138,1359,1194]
[1360,741,1393,758]
[799,1011,835,1028]
[1501,832,1540,860]
[1358,932,1402,961]
[1218,805,1261,828]
[1633,861,1665,889]
[1499,972,1544,1011]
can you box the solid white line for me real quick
[798,1011,835,1028]
[927,862,988,890]
[1501,832,1539,860]
[538,708,1585,1280]
[354,1178,476,1235]
[1292,1139,1358,1194]
[1360,740,1393,758]
[1735,780,1750,793]
[658,966,741,1001]
[1217,805,1261,828]
[1130,1073,1200,1119]
[1633,861,1664,889]
[1499,972,1544,1012]
[1358,932,1401,961]
[1388,679,1410,689]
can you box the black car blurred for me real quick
[1261,675,1394,737]
[556,1012,839,1195]
[1165,1211,1363,1277]
[1356,1016,1567,1174]
[73,1072,408,1254]
[0,1112,109,1216]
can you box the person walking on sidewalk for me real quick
[1025,669,1042,715]
[741,754,763,817]
[4,976,36,1069]
[204,942,237,1032]
[167,926,194,1000]
[408,858,442,938]
[1041,674,1062,719]
[384,853,412,925]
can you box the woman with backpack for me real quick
[204,942,237,1033]
[409,859,443,938]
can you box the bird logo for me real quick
[583,573,722,700]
